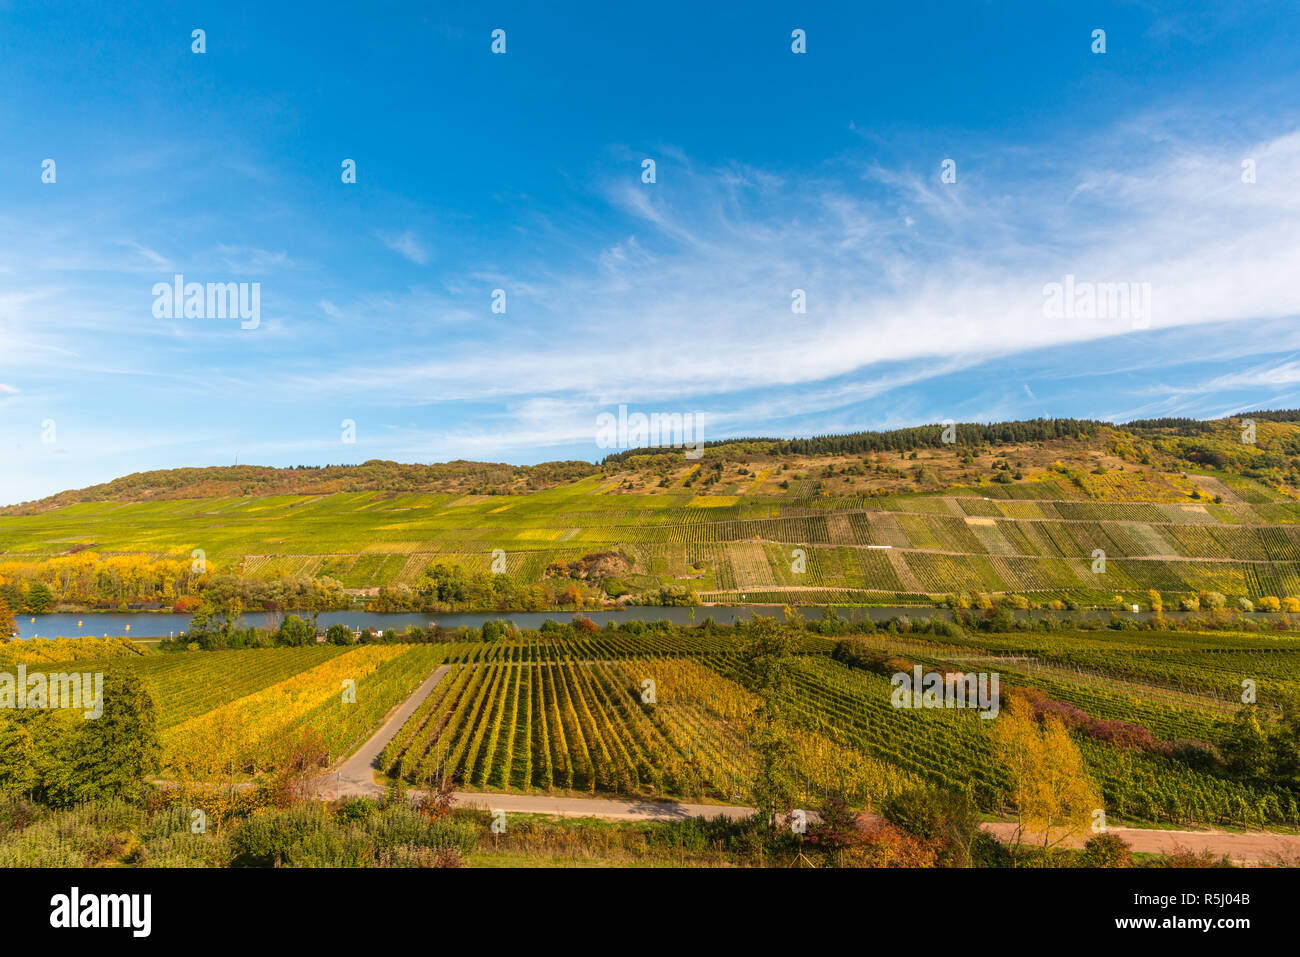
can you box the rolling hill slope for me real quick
[4,413,1300,610]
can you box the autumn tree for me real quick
[186,577,245,649]
[988,693,1100,861]
[0,709,39,797]
[0,597,15,640]
[325,624,353,645]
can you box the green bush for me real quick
[229,801,477,867]
[1080,833,1132,868]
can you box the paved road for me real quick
[325,664,451,797]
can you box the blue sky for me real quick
[2,0,1300,504]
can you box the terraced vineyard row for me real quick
[29,472,1291,602]
[436,632,833,663]
[22,645,351,728]
[379,656,916,805]
[225,532,1300,605]
[716,656,1300,827]
[160,644,447,777]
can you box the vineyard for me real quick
[9,458,1300,609]
[158,644,450,778]
[357,624,1300,829]
[17,644,445,778]
[377,655,913,807]
[11,618,1300,830]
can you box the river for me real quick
[9,603,1189,639]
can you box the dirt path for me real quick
[980,822,1300,864]
[449,792,1300,864]
[451,791,755,822]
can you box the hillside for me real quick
[4,412,1300,612]
[1,459,602,514]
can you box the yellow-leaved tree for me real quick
[988,693,1100,861]
[0,597,14,640]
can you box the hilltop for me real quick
[1,459,601,514]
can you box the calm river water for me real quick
[11,604,1174,639]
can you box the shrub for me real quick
[841,819,940,867]
[1012,687,1159,751]
[831,638,914,679]
[1080,833,1132,868]
[1169,740,1222,773]
[0,796,39,833]
[334,798,377,825]
[480,619,515,641]
[972,831,1014,867]
[227,801,477,867]
[325,624,353,645]
[881,787,982,867]
[377,844,465,867]
[1149,847,1234,868]
[228,805,331,867]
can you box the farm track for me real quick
[331,664,451,793]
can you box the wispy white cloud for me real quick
[378,230,430,265]
[217,245,296,274]
[120,241,171,268]
[270,121,1300,419]
[3,106,1299,498]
